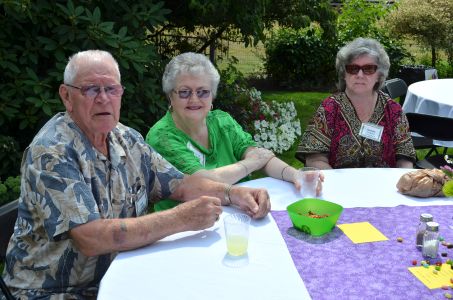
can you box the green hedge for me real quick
[264,25,337,89]
[0,1,172,179]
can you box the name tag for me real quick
[359,123,383,142]
[134,186,148,216]
[187,141,205,166]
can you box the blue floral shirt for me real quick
[3,112,183,299]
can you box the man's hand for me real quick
[229,186,271,219]
[174,196,223,231]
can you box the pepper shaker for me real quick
[416,213,433,249]
[422,221,439,258]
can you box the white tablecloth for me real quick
[402,78,453,117]
[98,168,453,300]
[402,78,453,147]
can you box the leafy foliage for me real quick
[337,0,409,77]
[264,24,337,89]
[0,0,169,157]
[0,175,20,206]
[215,57,253,129]
[0,135,21,179]
[385,0,453,67]
[158,0,338,60]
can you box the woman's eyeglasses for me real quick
[345,64,378,75]
[173,89,211,99]
[66,84,125,99]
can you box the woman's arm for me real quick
[305,153,333,170]
[396,158,414,168]
[194,147,274,184]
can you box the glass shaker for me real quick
[422,221,439,258]
[416,213,433,249]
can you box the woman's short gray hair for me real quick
[162,52,220,98]
[63,50,121,84]
[336,37,390,91]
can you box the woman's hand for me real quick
[289,169,325,196]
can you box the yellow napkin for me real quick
[337,222,388,243]
[409,264,453,289]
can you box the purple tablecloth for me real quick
[271,205,453,300]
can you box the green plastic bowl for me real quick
[286,198,344,236]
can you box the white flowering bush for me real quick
[247,88,301,154]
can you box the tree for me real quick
[385,0,453,67]
[337,0,409,77]
[155,0,337,62]
[0,0,169,177]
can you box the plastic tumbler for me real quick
[224,213,251,256]
[297,167,320,198]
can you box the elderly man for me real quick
[2,50,270,299]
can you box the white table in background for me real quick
[98,168,453,300]
[402,78,453,117]
[402,78,453,147]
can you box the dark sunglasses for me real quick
[66,84,125,99]
[173,89,211,99]
[345,64,378,75]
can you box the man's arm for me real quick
[170,173,270,218]
[69,195,222,257]
[70,174,270,257]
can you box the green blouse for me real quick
[146,109,256,210]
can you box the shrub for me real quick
[338,0,410,78]
[264,24,337,89]
[0,1,169,175]
[216,57,251,130]
[0,176,21,206]
[250,90,302,153]
[215,63,301,153]
[0,135,21,179]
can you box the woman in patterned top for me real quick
[296,38,416,169]
[147,52,323,211]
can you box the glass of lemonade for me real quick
[224,213,251,256]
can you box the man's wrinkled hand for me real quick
[176,196,222,231]
[230,186,271,219]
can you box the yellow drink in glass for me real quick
[226,235,248,256]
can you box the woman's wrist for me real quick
[281,165,290,181]
[281,166,297,182]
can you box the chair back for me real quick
[405,113,453,141]
[0,200,18,300]
[383,78,408,105]
[0,276,15,300]
[0,200,18,262]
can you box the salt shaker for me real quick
[416,213,433,249]
[422,221,439,258]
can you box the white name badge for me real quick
[187,141,205,166]
[135,186,148,216]
[359,122,383,142]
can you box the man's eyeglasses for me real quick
[66,84,125,99]
[345,64,378,75]
[173,89,211,99]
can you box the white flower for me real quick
[246,88,301,153]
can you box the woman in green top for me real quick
[146,52,321,211]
